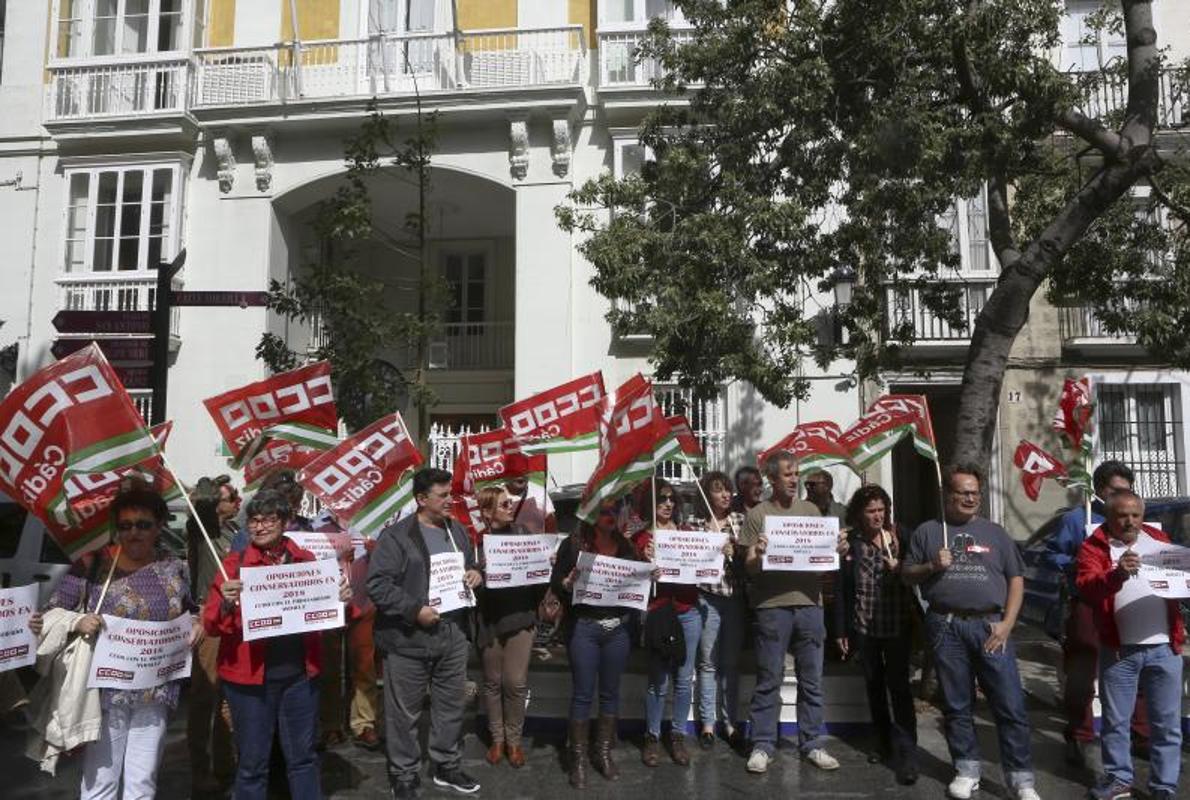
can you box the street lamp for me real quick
[831,266,857,307]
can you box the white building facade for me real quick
[0,0,1186,538]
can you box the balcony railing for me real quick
[1058,305,1137,343]
[430,322,514,370]
[128,390,153,424]
[598,26,694,88]
[1073,67,1186,130]
[193,26,586,107]
[46,55,191,121]
[56,271,181,337]
[883,279,995,343]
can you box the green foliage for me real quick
[558,0,1190,408]
[256,101,441,432]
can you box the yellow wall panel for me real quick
[282,0,341,41]
[569,0,596,47]
[208,0,236,47]
[457,0,517,31]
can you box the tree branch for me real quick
[1120,0,1159,146]
[1055,108,1124,158]
[986,172,1021,269]
[1150,173,1190,225]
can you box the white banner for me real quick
[428,552,474,614]
[484,534,558,588]
[88,614,193,690]
[654,530,727,585]
[573,552,653,612]
[762,516,840,571]
[240,559,345,642]
[1112,541,1190,599]
[0,584,38,673]
[286,531,352,563]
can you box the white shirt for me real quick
[1109,532,1170,646]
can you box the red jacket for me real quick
[1074,524,1185,654]
[202,537,324,685]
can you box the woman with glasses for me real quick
[30,485,202,800]
[631,478,702,768]
[551,497,649,789]
[203,489,353,800]
[475,485,547,769]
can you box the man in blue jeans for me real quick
[902,463,1039,800]
[1075,491,1184,800]
[737,449,847,774]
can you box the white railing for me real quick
[1073,68,1186,129]
[884,279,996,343]
[128,389,153,424]
[1059,305,1137,342]
[654,385,726,482]
[56,271,181,337]
[432,322,514,370]
[426,423,493,470]
[46,55,191,121]
[598,26,694,88]
[193,25,586,107]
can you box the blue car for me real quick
[1018,496,1190,641]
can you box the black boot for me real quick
[593,715,620,780]
[568,719,589,789]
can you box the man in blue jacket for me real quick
[1042,460,1148,767]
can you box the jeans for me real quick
[645,606,702,737]
[81,700,169,800]
[223,676,321,800]
[748,605,827,756]
[382,620,469,784]
[926,612,1033,789]
[481,627,535,746]
[1098,643,1184,793]
[568,617,632,720]
[1063,598,1149,743]
[697,592,745,730]
[853,632,917,764]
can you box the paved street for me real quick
[3,679,1186,799]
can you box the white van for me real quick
[0,492,72,607]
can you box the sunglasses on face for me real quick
[498,499,516,510]
[116,520,156,532]
[657,494,676,504]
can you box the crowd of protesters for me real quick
[12,452,1184,800]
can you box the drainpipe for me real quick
[288,0,304,98]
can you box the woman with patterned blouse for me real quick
[31,487,202,800]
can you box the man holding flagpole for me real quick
[902,464,1038,800]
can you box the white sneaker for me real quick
[948,776,981,799]
[1016,788,1040,800]
[804,748,840,770]
[746,749,771,773]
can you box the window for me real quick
[443,251,486,326]
[54,0,188,59]
[654,384,725,481]
[599,0,686,26]
[62,164,184,273]
[1059,0,1126,72]
[938,188,994,274]
[1098,384,1184,497]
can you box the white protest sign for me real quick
[762,515,840,571]
[0,584,38,673]
[428,552,474,614]
[654,530,727,585]
[240,559,345,641]
[484,534,558,588]
[573,552,653,612]
[286,531,352,563]
[88,614,192,690]
[1111,540,1190,599]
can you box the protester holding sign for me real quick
[475,486,548,769]
[832,484,918,785]
[1075,492,1184,800]
[550,499,649,789]
[203,489,352,800]
[367,468,483,799]
[631,479,703,768]
[690,470,747,752]
[30,486,200,800]
[738,451,843,775]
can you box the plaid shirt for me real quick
[849,531,912,638]
[690,512,746,597]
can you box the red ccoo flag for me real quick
[758,420,850,472]
[1013,440,1070,502]
[499,372,606,454]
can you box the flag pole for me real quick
[934,457,948,549]
[156,447,231,582]
[92,544,123,614]
[678,451,735,537]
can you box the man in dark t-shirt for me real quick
[903,464,1037,800]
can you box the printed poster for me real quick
[762,516,840,571]
[0,584,38,673]
[484,534,558,588]
[572,552,653,612]
[89,614,193,690]
[428,552,474,614]
[654,530,727,584]
[240,559,345,642]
